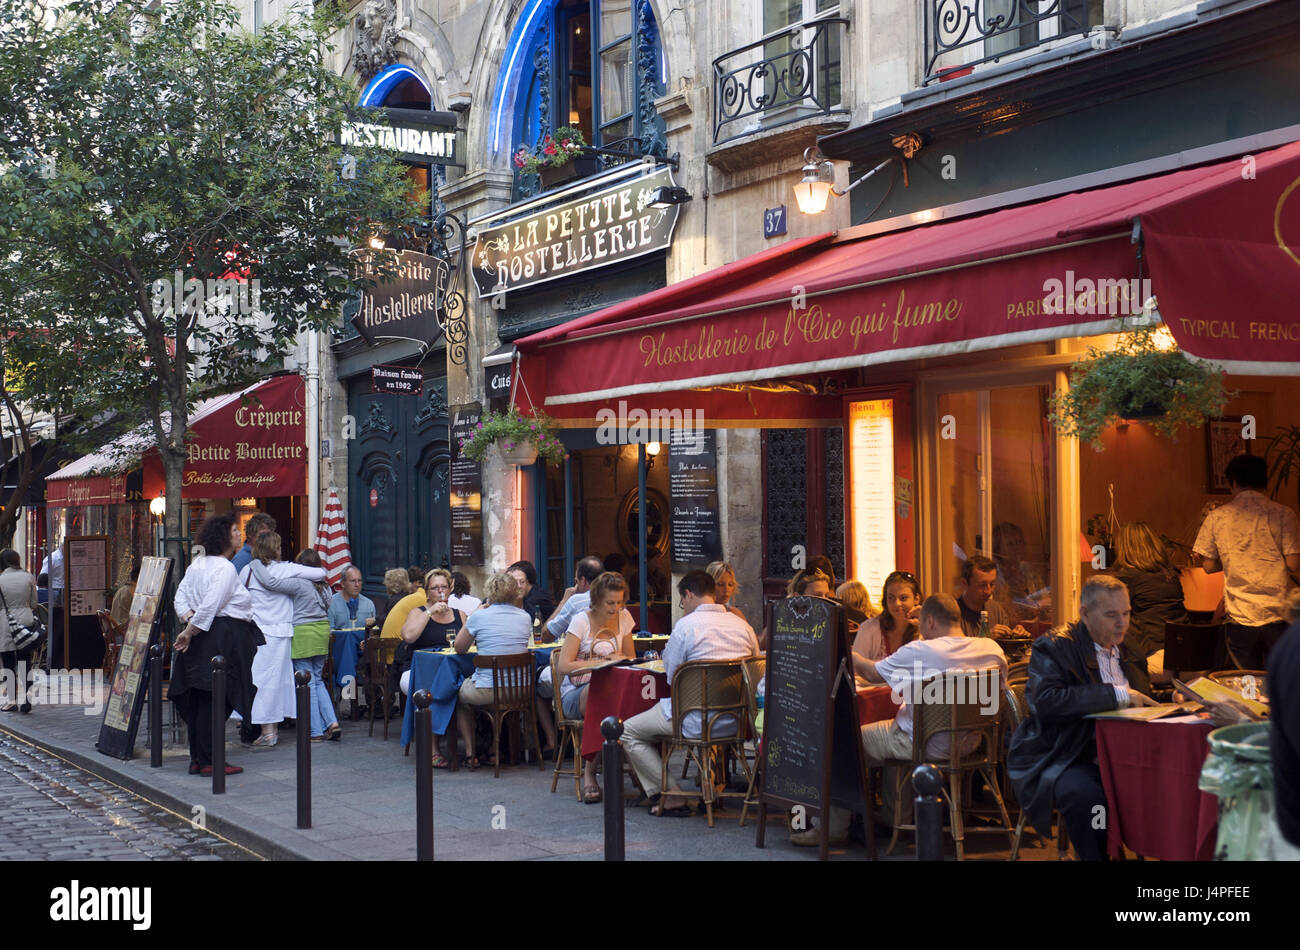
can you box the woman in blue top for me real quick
[452,572,532,769]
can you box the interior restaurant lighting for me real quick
[794,148,894,215]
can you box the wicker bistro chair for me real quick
[738,656,766,828]
[549,648,584,800]
[881,669,1014,860]
[661,659,753,827]
[473,652,545,778]
[1004,680,1071,860]
[362,636,402,740]
[96,609,126,679]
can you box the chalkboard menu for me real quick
[756,595,872,860]
[96,557,173,760]
[668,428,722,571]
[450,404,484,563]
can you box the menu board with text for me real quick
[848,399,896,602]
[450,404,484,563]
[65,536,109,619]
[669,428,722,571]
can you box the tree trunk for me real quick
[161,446,186,565]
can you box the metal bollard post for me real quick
[295,670,312,829]
[149,643,163,768]
[601,716,625,862]
[211,656,227,794]
[913,764,944,861]
[413,690,434,861]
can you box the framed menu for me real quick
[450,403,484,563]
[755,595,873,860]
[63,535,110,668]
[96,557,173,760]
[669,428,722,571]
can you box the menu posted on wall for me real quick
[96,557,173,760]
[450,404,484,563]
[65,536,109,618]
[669,428,722,571]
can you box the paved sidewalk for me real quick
[0,679,1048,861]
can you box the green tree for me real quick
[0,0,421,558]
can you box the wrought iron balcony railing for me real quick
[712,17,848,147]
[923,0,1095,85]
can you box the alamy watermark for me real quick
[1,664,106,717]
[594,400,704,448]
[1041,272,1154,317]
[150,269,261,317]
[885,664,999,716]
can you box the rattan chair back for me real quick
[670,660,748,743]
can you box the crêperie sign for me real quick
[756,595,872,860]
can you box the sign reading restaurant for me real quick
[339,106,464,167]
[471,166,682,298]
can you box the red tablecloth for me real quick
[581,665,670,758]
[1096,718,1218,861]
[857,685,901,725]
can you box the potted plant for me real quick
[513,127,597,189]
[1048,324,1231,451]
[459,407,567,467]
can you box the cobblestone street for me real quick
[0,734,257,862]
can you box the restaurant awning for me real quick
[46,374,306,506]
[516,140,1300,411]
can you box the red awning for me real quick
[46,374,306,506]
[517,140,1300,410]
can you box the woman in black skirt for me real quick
[171,513,264,776]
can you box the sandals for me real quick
[583,784,603,804]
[0,704,16,713]
[431,753,451,769]
[651,796,697,818]
[324,724,342,741]
[461,755,480,771]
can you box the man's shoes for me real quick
[188,760,202,775]
[199,764,244,776]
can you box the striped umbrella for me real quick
[314,485,352,589]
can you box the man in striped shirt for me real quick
[621,570,760,817]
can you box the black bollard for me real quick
[149,643,163,768]
[601,716,625,862]
[413,690,434,861]
[295,670,312,829]
[913,764,944,861]
[211,656,227,794]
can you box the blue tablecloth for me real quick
[331,625,367,690]
[399,647,556,748]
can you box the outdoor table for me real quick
[1096,717,1218,861]
[581,662,670,758]
[857,684,901,725]
[399,644,556,770]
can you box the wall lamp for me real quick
[648,185,692,209]
[793,148,895,215]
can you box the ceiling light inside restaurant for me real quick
[1151,323,1176,351]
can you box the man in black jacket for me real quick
[1008,574,1157,860]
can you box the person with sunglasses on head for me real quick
[852,571,922,668]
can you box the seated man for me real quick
[810,594,1007,846]
[621,570,759,817]
[1007,574,1157,861]
[544,555,604,641]
[951,555,1027,639]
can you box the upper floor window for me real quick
[925,0,1103,84]
[712,1,846,145]
[493,0,667,200]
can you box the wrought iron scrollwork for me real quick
[429,211,469,366]
[636,0,667,160]
[712,17,847,146]
[924,0,1092,84]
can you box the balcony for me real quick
[712,17,849,147]
[923,0,1100,85]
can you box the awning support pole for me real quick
[563,454,574,583]
[637,443,647,631]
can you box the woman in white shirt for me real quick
[448,571,482,615]
[554,572,636,803]
[172,513,264,777]
[239,532,325,748]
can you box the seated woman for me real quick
[554,571,637,803]
[1110,521,1188,682]
[852,571,922,676]
[452,572,533,769]
[706,560,746,622]
[836,580,879,635]
[400,568,464,768]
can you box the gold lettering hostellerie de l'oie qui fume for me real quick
[638,288,962,368]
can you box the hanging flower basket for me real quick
[513,127,595,189]
[1047,324,1232,451]
[460,407,566,466]
[539,156,600,189]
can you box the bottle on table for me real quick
[978,610,990,638]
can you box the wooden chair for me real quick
[738,656,765,828]
[548,649,584,800]
[96,609,125,678]
[473,652,544,778]
[661,659,753,827]
[362,636,401,740]
[881,669,1013,860]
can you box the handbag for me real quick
[0,581,43,654]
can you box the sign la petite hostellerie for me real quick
[350,249,450,349]
[471,166,682,298]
